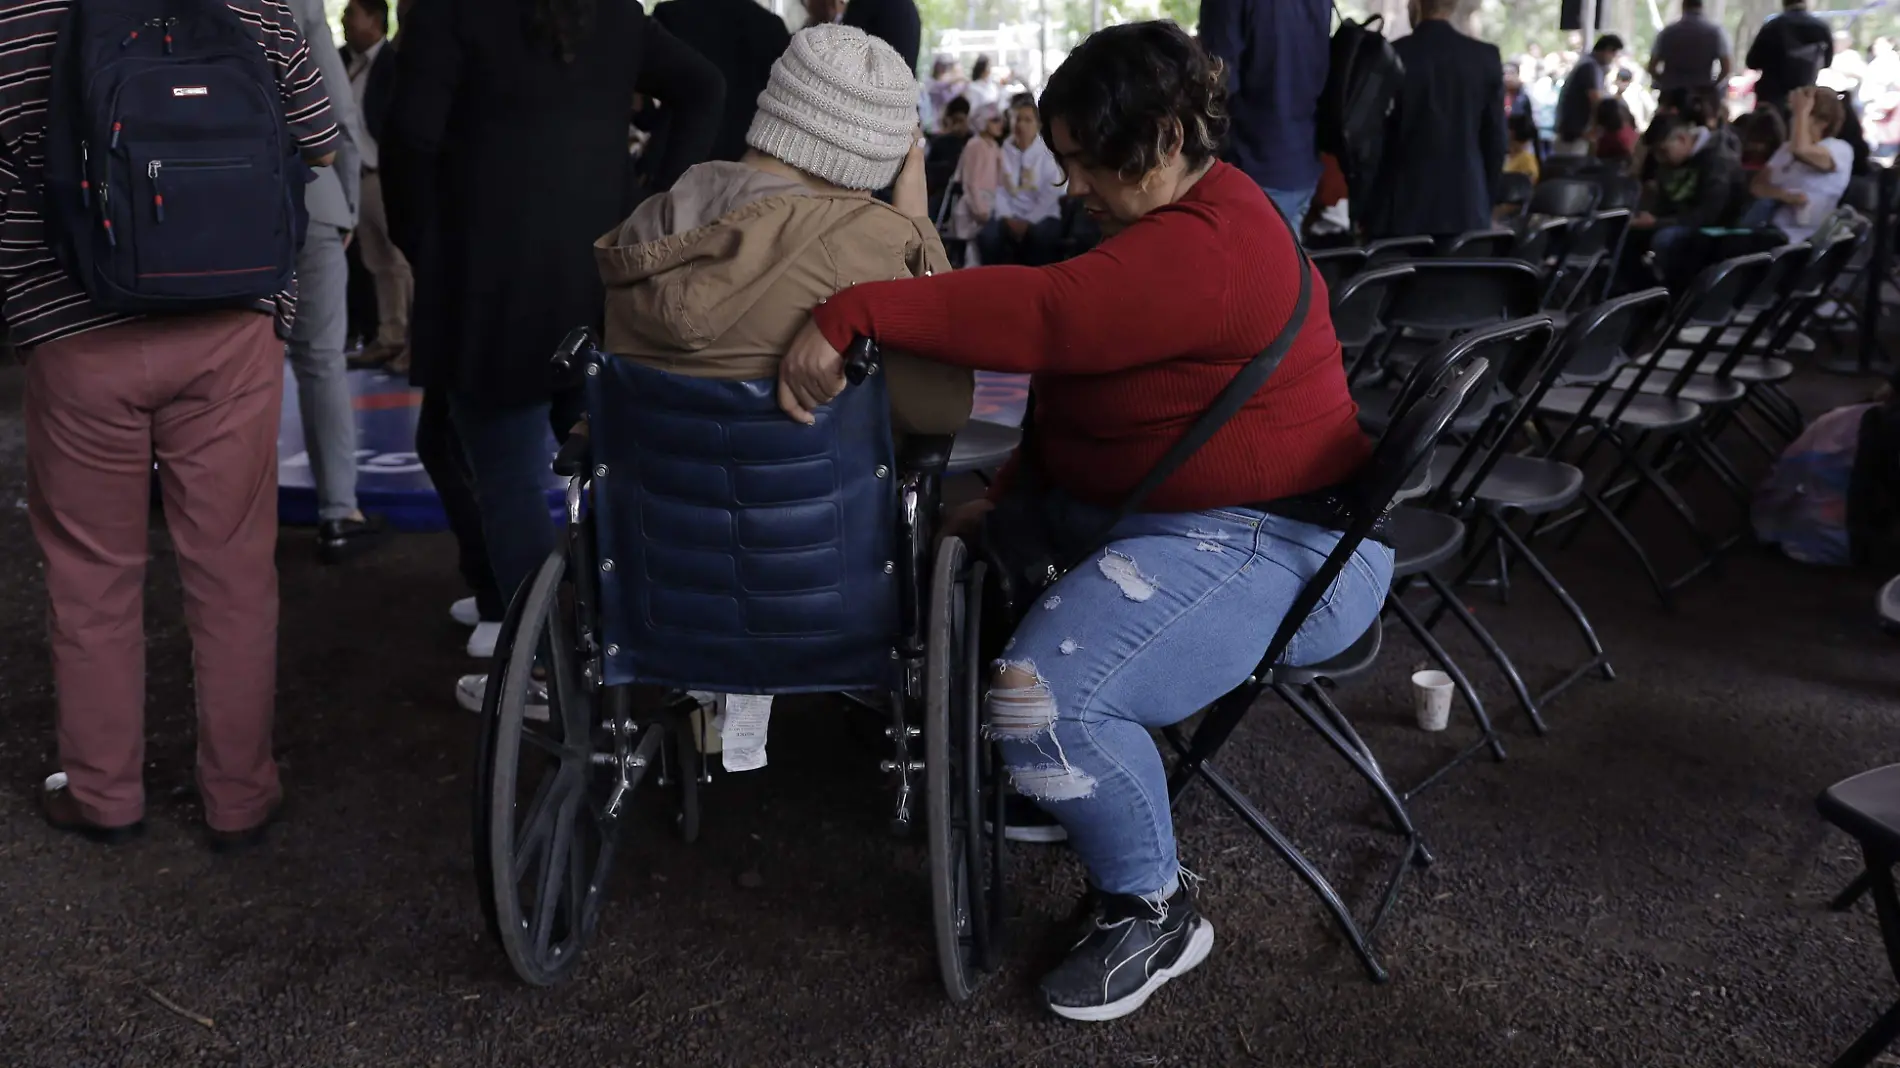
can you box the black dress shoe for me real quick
[318,514,387,564]
[208,795,286,854]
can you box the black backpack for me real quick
[1315,8,1404,206]
[43,0,307,314]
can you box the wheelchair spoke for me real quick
[530,787,581,955]
[511,766,569,885]
[519,723,569,761]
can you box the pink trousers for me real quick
[26,310,282,832]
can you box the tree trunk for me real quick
[1449,0,1481,37]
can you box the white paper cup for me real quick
[1411,670,1454,732]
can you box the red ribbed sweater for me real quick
[811,162,1370,513]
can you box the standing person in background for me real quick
[961,54,1002,111]
[1649,0,1733,95]
[5,0,341,848]
[1505,62,1534,119]
[1749,0,1834,112]
[1366,0,1505,241]
[654,0,791,163]
[343,0,412,372]
[925,55,968,130]
[979,100,1065,265]
[384,0,723,706]
[840,0,920,72]
[949,103,1007,258]
[290,0,386,563]
[1198,0,1329,226]
[1555,34,1624,155]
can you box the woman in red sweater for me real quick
[782,22,1392,1022]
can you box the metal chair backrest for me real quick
[1366,235,1438,267]
[1539,155,1592,181]
[1381,258,1545,335]
[1527,178,1602,219]
[1330,263,1415,354]
[1253,347,1495,673]
[1512,216,1573,265]
[1530,288,1673,458]
[1605,253,1774,418]
[1563,209,1631,261]
[1702,242,1813,378]
[1495,172,1534,208]
[1423,316,1563,512]
[1445,228,1519,258]
[1312,246,1369,291]
[1596,175,1642,211]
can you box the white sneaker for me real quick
[450,597,481,628]
[457,673,549,722]
[467,621,501,659]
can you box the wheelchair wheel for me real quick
[481,549,660,986]
[926,535,1007,1002]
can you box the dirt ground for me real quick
[1,362,1898,1068]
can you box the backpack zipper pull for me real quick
[102,217,115,247]
[110,121,121,149]
[79,143,90,207]
[149,161,164,222]
[120,28,139,48]
[162,18,174,54]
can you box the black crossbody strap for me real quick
[1050,213,1313,572]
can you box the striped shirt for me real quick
[0,0,341,349]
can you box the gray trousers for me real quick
[286,224,359,521]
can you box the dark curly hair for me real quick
[1037,21,1229,182]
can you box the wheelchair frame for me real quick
[470,331,1008,1001]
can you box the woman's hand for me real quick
[1782,189,1811,208]
[778,318,847,425]
[1790,86,1816,122]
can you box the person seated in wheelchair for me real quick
[776,21,1395,1023]
[592,24,971,440]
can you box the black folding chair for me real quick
[1432,290,1672,717]
[1378,317,1558,793]
[1353,258,1546,383]
[1533,254,1775,605]
[1512,216,1574,270]
[1549,209,1632,310]
[1595,174,1641,211]
[1494,172,1534,212]
[1312,246,1370,292]
[1365,235,1438,267]
[1163,340,1497,984]
[1444,227,1519,258]
[1525,177,1602,220]
[1818,765,1900,1068]
[1331,264,1415,379]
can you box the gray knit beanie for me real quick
[747,25,919,191]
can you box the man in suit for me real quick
[289,0,385,561]
[343,0,411,369]
[1198,0,1330,229]
[1365,0,1505,241]
[654,0,791,163]
[809,0,919,72]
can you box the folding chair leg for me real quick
[1828,999,1900,1068]
[1386,586,1507,767]
[1493,516,1616,702]
[1422,571,1549,736]
[1163,726,1391,985]
[1280,682,1432,866]
[1834,869,1876,912]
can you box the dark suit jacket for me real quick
[841,0,920,72]
[653,0,790,163]
[360,39,397,145]
[1365,19,1505,239]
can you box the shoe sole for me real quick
[1045,918,1215,1023]
[458,684,550,722]
[984,820,1070,844]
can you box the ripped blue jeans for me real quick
[989,496,1394,898]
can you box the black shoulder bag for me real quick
[979,226,1317,620]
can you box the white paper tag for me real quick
[720,694,772,772]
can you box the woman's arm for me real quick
[811,197,1235,375]
[636,22,725,191]
[1788,88,1837,171]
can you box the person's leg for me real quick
[989,508,1393,897]
[148,311,285,833]
[285,224,360,523]
[976,217,1014,266]
[1740,197,1781,229]
[1649,224,1707,290]
[24,324,161,829]
[1262,184,1317,232]
[417,385,503,620]
[356,171,413,354]
[450,393,557,609]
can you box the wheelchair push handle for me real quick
[552,327,599,371]
[843,337,881,385]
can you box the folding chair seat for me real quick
[1650,349,1795,383]
[1428,447,1584,513]
[1674,324,1817,353]
[1312,246,1369,291]
[1606,367,1747,406]
[1538,385,1701,431]
[1816,765,1900,1068]
[1162,337,1502,984]
[1357,259,1545,374]
[1524,178,1602,221]
[1355,381,1512,436]
[1387,505,1464,573]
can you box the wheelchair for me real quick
[470,328,1009,1001]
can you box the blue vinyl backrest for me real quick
[585,356,901,694]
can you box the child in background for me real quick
[1505,111,1542,182]
[1736,107,1789,173]
[1594,96,1638,165]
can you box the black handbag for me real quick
[980,226,1316,620]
